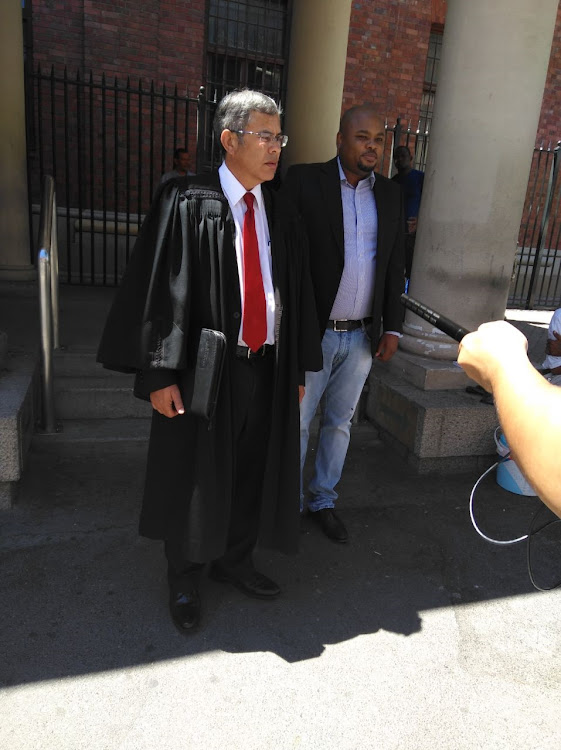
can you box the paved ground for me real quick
[0,284,560,750]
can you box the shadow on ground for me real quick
[2,427,560,687]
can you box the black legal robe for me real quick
[97,174,322,560]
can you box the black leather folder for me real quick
[188,328,227,421]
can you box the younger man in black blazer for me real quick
[284,105,405,543]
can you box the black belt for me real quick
[327,317,372,332]
[236,344,275,359]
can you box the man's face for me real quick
[336,111,385,185]
[175,152,190,174]
[394,147,412,172]
[223,111,281,190]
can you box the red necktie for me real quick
[242,192,266,352]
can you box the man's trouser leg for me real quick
[301,328,372,512]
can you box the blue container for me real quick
[494,429,537,496]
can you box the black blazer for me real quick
[283,157,405,351]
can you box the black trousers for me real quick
[166,351,274,586]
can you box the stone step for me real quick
[32,417,152,444]
[54,375,151,419]
[53,346,127,378]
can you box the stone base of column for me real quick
[386,350,470,390]
[0,481,17,511]
[400,322,459,362]
[0,352,38,509]
[0,331,7,370]
[366,353,498,473]
[0,264,37,282]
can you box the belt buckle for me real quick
[247,345,266,358]
[333,319,348,332]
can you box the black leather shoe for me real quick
[209,564,281,599]
[169,588,201,633]
[311,508,349,543]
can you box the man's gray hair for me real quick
[213,89,282,148]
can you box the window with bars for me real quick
[205,0,292,104]
[419,30,442,134]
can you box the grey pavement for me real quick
[1,283,560,750]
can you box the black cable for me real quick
[470,459,561,591]
[526,506,561,592]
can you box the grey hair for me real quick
[213,89,282,149]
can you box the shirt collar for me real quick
[218,162,264,212]
[336,156,376,189]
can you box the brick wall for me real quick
[31,0,559,145]
[342,0,443,124]
[342,0,560,147]
[32,0,206,91]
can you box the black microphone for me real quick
[401,293,471,343]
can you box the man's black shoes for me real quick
[310,508,349,543]
[169,588,201,633]
[209,563,281,599]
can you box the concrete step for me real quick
[53,346,125,378]
[33,417,152,444]
[54,375,151,419]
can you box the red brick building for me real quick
[25,0,560,143]
[20,1,560,287]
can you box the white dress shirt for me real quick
[218,162,276,346]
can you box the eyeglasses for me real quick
[231,130,289,148]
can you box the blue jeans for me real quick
[300,327,373,512]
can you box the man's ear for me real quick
[336,131,342,152]
[220,129,237,155]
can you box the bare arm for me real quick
[457,321,561,517]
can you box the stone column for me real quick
[283,0,353,168]
[401,0,558,360]
[0,0,34,281]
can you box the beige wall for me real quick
[283,0,353,168]
[0,0,34,280]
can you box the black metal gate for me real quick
[26,64,561,305]
[509,142,561,309]
[27,67,219,286]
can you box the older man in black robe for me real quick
[98,90,321,633]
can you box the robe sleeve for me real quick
[97,180,192,374]
[133,369,178,401]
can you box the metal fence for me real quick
[509,142,561,309]
[26,66,561,307]
[385,116,431,175]
[27,66,219,286]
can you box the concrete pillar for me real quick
[0,0,35,281]
[283,0,353,168]
[401,0,558,360]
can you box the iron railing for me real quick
[509,142,561,309]
[28,66,219,286]
[37,174,59,434]
[26,65,561,308]
[386,116,430,175]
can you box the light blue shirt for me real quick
[329,158,378,321]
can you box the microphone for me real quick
[401,293,471,343]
